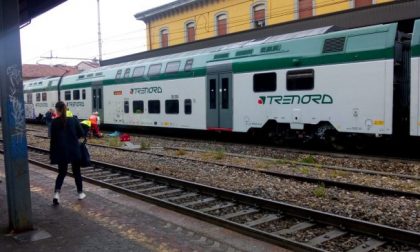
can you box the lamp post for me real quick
[97,0,103,62]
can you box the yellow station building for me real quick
[135,0,393,50]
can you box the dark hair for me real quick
[55,101,67,126]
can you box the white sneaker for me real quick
[78,192,86,200]
[53,192,60,205]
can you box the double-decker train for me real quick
[16,19,420,146]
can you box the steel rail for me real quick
[1,142,419,252]
[29,134,420,199]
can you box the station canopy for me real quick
[19,0,66,26]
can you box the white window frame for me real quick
[350,0,375,8]
[294,0,316,20]
[214,12,228,36]
[185,20,196,42]
[159,27,169,48]
[250,1,268,28]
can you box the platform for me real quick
[0,155,287,252]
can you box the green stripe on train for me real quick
[413,45,420,57]
[24,48,394,93]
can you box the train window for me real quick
[27,93,32,104]
[165,61,180,73]
[98,88,102,109]
[42,92,47,101]
[82,89,86,100]
[132,66,145,78]
[148,64,162,76]
[286,69,314,91]
[124,100,129,114]
[64,91,71,101]
[133,100,144,114]
[184,59,193,71]
[115,69,122,79]
[93,89,97,109]
[36,93,41,102]
[148,100,160,114]
[73,90,80,100]
[209,79,216,109]
[221,78,229,109]
[253,72,276,92]
[123,68,131,78]
[165,100,179,114]
[184,99,192,114]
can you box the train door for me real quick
[92,82,104,124]
[206,64,233,130]
[411,20,420,136]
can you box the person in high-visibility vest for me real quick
[89,112,102,137]
[80,120,91,138]
[66,109,73,118]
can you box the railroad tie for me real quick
[272,221,316,236]
[347,238,387,252]
[307,229,347,246]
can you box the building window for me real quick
[36,93,41,102]
[186,22,195,42]
[148,100,160,114]
[73,90,80,100]
[165,100,179,114]
[64,91,71,101]
[354,0,373,8]
[216,13,227,36]
[287,69,314,91]
[133,100,144,114]
[254,72,277,92]
[298,0,313,19]
[184,99,192,114]
[42,92,47,101]
[160,28,169,48]
[253,4,265,28]
[82,89,86,100]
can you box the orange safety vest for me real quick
[89,115,98,125]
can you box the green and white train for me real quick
[22,19,420,144]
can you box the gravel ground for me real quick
[23,124,420,176]
[27,132,420,194]
[26,135,420,232]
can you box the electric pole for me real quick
[97,0,103,62]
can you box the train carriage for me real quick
[23,77,60,120]
[21,19,420,145]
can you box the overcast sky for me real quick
[20,0,174,66]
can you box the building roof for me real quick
[135,0,205,21]
[22,64,79,79]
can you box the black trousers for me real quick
[54,162,83,193]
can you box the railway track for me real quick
[21,123,420,164]
[0,142,419,251]
[30,134,420,199]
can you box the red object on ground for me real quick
[120,133,130,142]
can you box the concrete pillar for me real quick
[0,0,33,232]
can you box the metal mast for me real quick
[97,0,103,62]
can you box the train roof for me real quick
[24,76,61,92]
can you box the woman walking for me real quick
[50,101,86,205]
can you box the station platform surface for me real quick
[0,155,287,252]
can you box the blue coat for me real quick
[50,116,84,164]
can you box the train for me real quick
[16,19,420,147]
